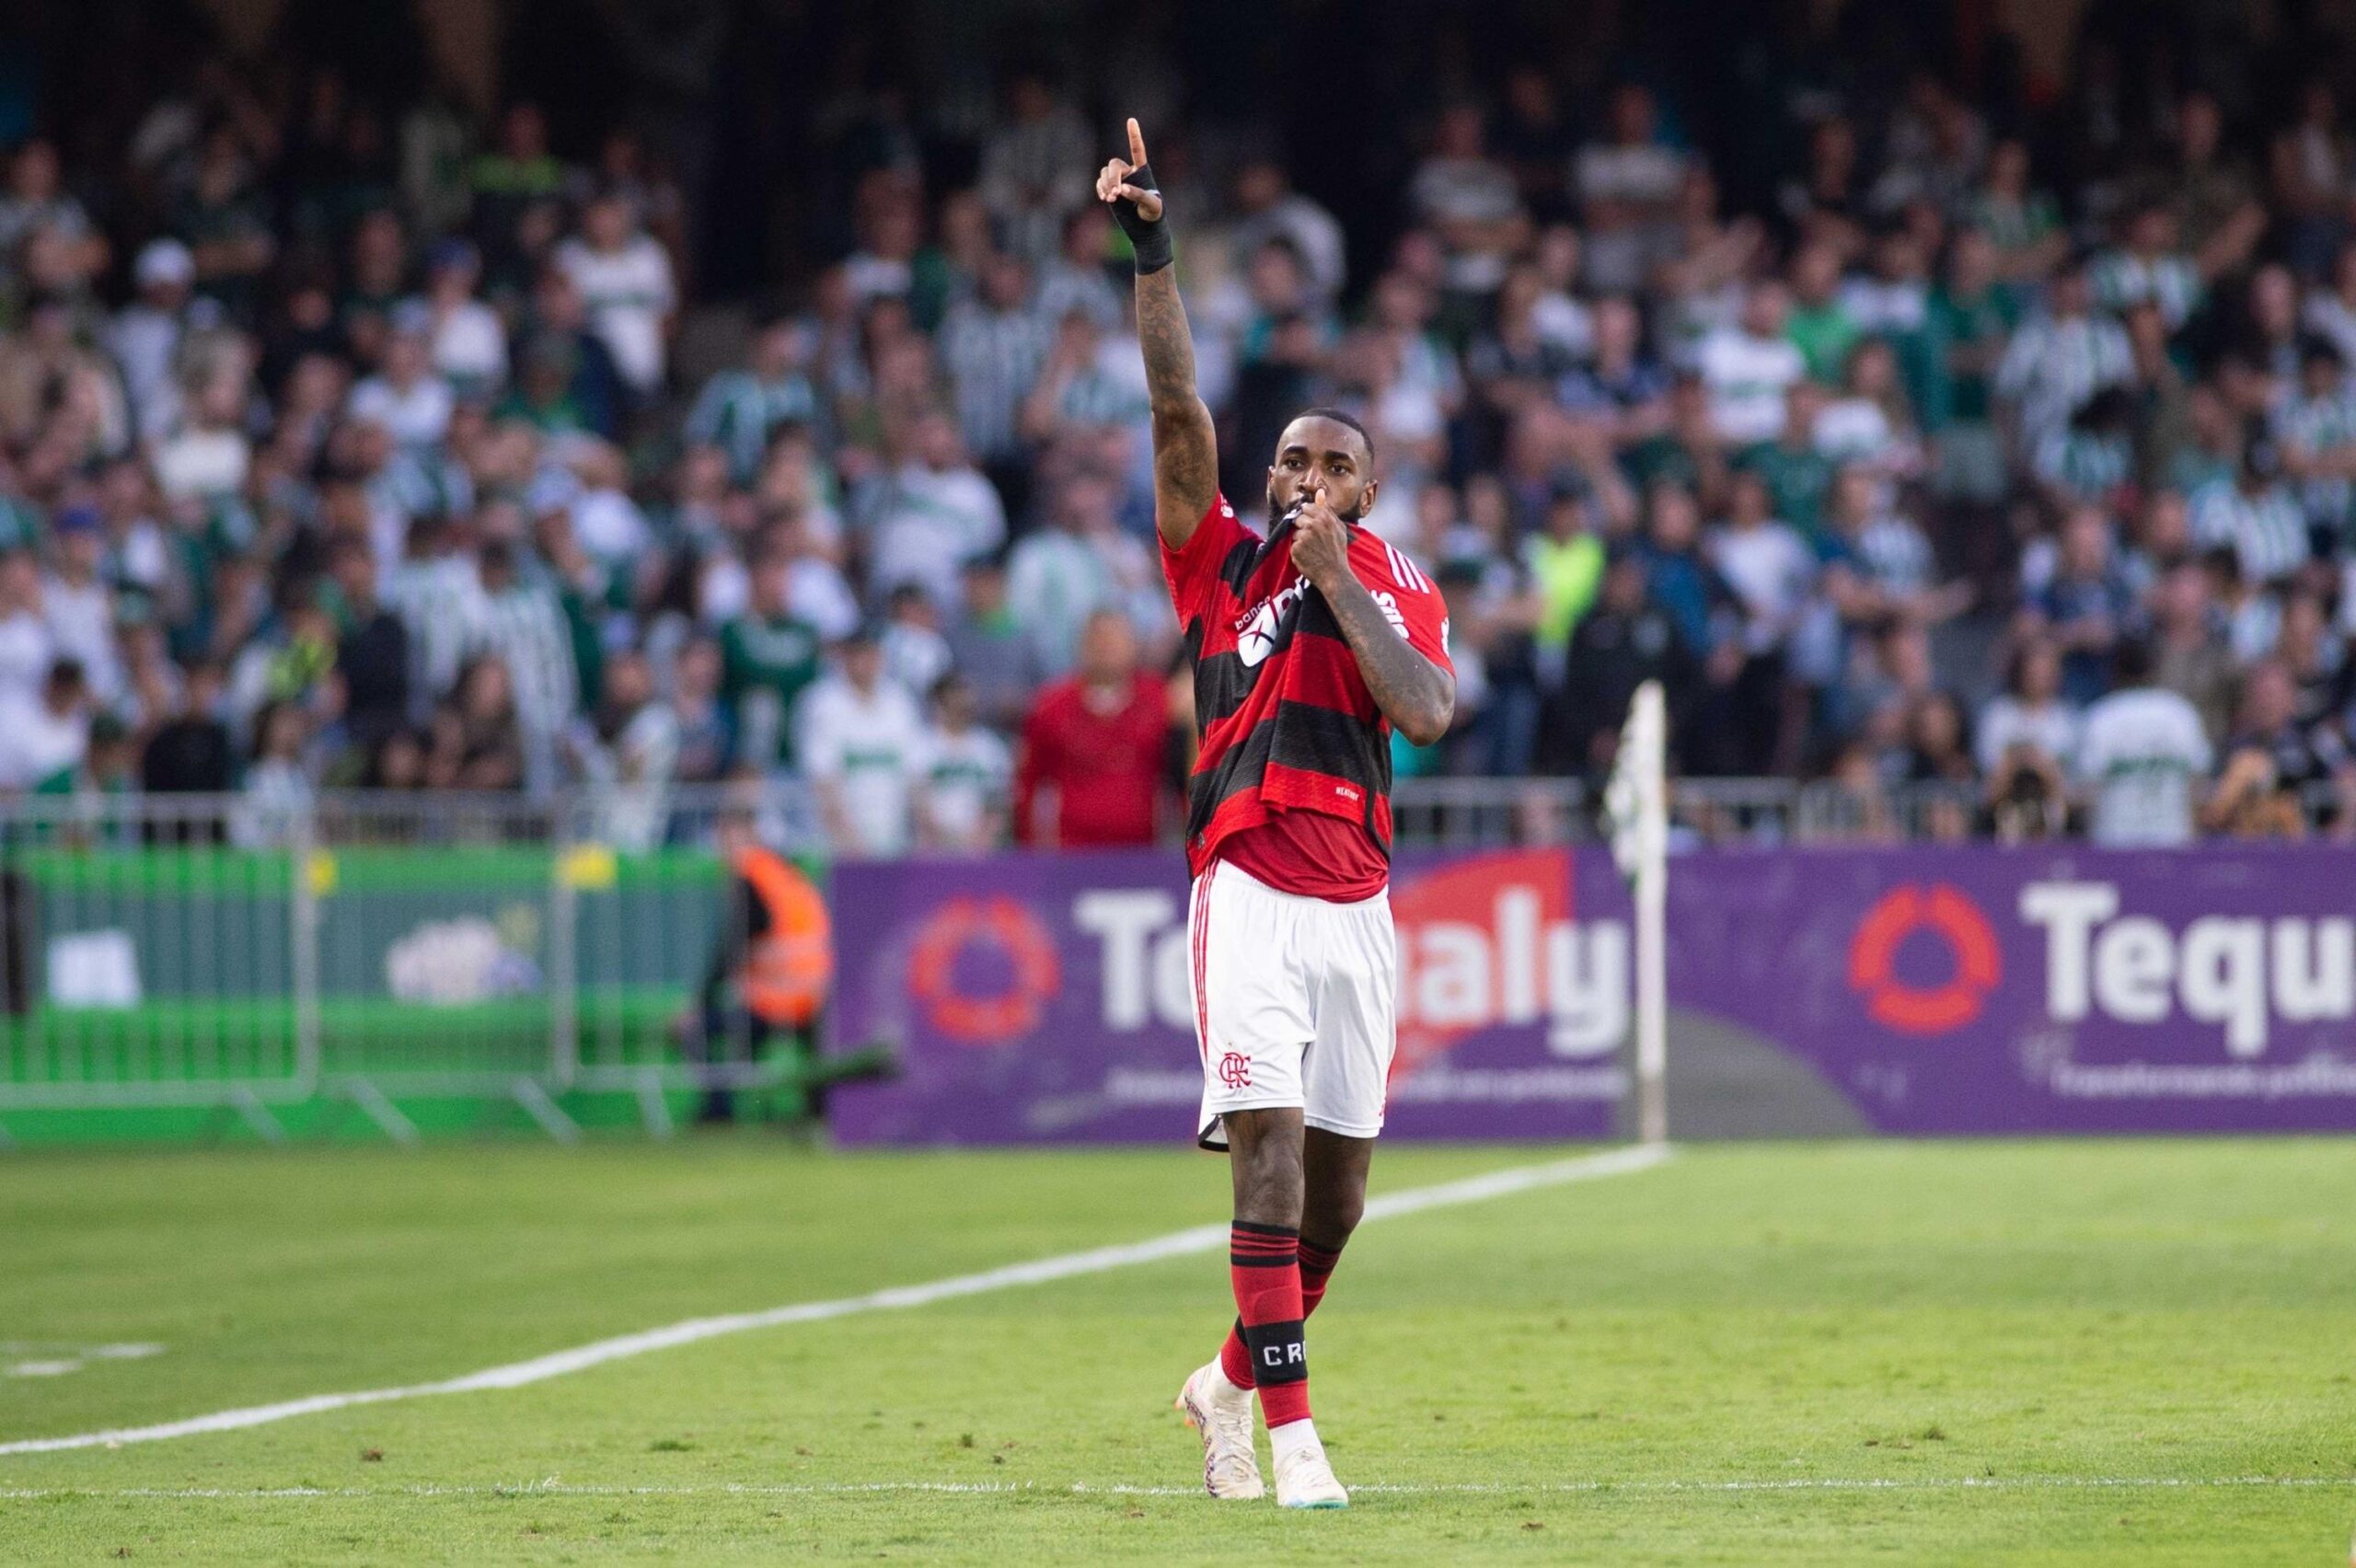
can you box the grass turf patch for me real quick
[1,1138,2350,1563]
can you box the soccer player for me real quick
[1094,121,1456,1509]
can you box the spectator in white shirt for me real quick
[556,191,676,395]
[347,315,455,452]
[0,658,90,791]
[562,439,651,572]
[2076,639,2214,846]
[155,368,253,502]
[1032,206,1125,333]
[231,699,315,848]
[1574,84,1687,295]
[1698,282,1807,446]
[863,412,1009,609]
[419,238,507,397]
[0,548,55,715]
[109,238,196,443]
[797,625,926,858]
[880,583,953,698]
[1976,639,2079,777]
[940,252,1051,467]
[41,508,121,705]
[567,648,678,848]
[1411,104,1528,299]
[1995,259,2133,457]
[842,179,921,309]
[916,672,1011,851]
[1009,473,1117,677]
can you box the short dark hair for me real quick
[1288,406,1377,466]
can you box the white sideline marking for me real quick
[0,1144,1670,1458]
[1,1474,2349,1502]
[2,1343,164,1380]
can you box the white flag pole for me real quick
[1607,682,1669,1146]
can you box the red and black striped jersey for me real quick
[1161,492,1453,882]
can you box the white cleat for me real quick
[1272,1429,1349,1509]
[1175,1361,1264,1499]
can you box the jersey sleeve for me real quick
[1365,536,1456,676]
[1160,492,1255,627]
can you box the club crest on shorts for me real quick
[1217,1050,1252,1089]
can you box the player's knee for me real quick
[1306,1185,1364,1241]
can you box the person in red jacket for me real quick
[1013,607,1171,846]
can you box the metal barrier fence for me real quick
[0,784,826,1143]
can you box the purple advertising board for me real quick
[1669,842,2356,1135]
[826,842,2356,1144]
[827,847,1632,1146]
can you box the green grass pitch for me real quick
[1,1136,2350,1564]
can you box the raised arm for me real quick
[1097,119,1218,551]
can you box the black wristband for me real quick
[1113,162,1173,274]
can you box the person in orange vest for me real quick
[678,807,836,1124]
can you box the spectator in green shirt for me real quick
[720,543,823,769]
[1738,380,1836,543]
[1924,228,2017,503]
[1785,241,1859,385]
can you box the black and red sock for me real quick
[1219,1229,1344,1425]
[1226,1221,1311,1427]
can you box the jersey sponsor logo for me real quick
[1217,1050,1253,1089]
[1233,574,1311,668]
[1372,589,1411,641]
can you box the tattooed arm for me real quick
[1291,490,1456,747]
[1318,569,1457,747]
[1096,119,1218,550]
[1135,269,1219,550]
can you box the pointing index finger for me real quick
[1126,118,1149,168]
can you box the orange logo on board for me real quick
[1847,883,2002,1034]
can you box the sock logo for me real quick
[1242,1318,1309,1386]
[1217,1050,1252,1089]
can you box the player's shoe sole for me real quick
[1175,1363,1264,1500]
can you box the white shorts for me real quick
[1187,858,1397,1149]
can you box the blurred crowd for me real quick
[16,16,2356,851]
